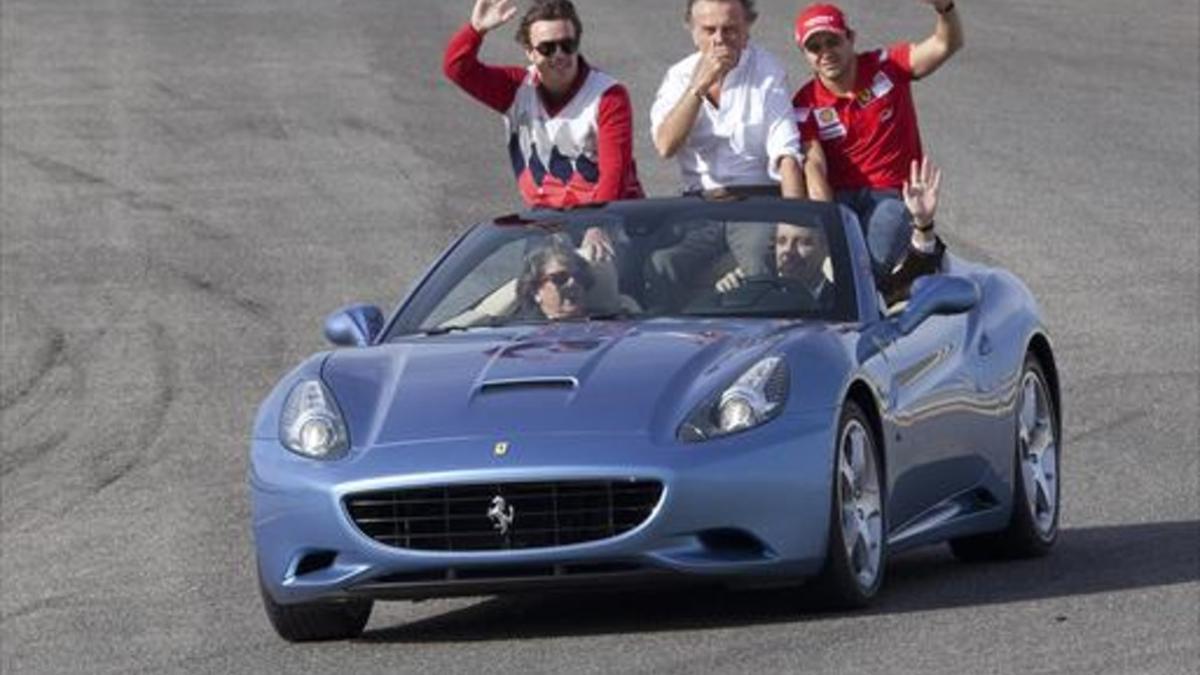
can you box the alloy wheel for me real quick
[1017,370,1058,540]
[838,419,883,591]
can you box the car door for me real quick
[882,309,984,532]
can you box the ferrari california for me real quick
[249,197,1061,641]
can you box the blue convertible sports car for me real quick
[250,197,1062,641]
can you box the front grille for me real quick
[344,479,663,551]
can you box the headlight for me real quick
[679,356,790,442]
[279,379,349,459]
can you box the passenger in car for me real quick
[792,1,963,276]
[651,0,807,198]
[793,0,962,306]
[643,0,808,309]
[443,0,643,263]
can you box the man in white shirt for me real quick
[644,0,807,308]
[651,0,805,197]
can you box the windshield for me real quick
[386,203,857,338]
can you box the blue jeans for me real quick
[836,188,911,275]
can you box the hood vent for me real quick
[478,377,578,395]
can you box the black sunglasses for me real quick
[533,38,579,57]
[540,270,578,288]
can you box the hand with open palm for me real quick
[902,156,943,231]
[471,0,517,34]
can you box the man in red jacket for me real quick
[793,1,962,276]
[444,0,643,260]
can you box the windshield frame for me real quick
[382,199,861,340]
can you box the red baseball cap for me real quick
[795,3,851,48]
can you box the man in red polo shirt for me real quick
[793,1,963,275]
[444,0,644,260]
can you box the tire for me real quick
[950,353,1060,561]
[259,570,373,642]
[812,400,887,608]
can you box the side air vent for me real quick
[698,529,768,557]
[293,550,337,577]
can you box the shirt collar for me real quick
[537,57,591,114]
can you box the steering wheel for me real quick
[683,274,822,315]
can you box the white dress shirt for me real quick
[651,43,803,192]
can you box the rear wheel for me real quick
[951,354,1060,561]
[259,570,372,642]
[813,401,887,608]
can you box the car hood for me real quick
[322,319,830,446]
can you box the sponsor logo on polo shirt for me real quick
[857,72,895,109]
[814,107,846,140]
[870,72,894,99]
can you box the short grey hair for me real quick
[685,0,758,23]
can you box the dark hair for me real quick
[516,0,583,49]
[516,240,593,312]
[685,0,758,23]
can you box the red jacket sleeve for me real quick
[442,23,526,113]
[886,42,915,81]
[594,84,635,202]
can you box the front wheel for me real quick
[951,354,1060,561]
[259,570,373,642]
[812,400,887,608]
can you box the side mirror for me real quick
[897,275,979,335]
[324,304,384,347]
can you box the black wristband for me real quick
[937,1,956,15]
[914,217,935,232]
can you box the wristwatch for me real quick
[936,1,956,15]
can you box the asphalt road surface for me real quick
[2,1,1197,673]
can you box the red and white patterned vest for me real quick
[505,68,625,208]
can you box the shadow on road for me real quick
[359,519,1199,643]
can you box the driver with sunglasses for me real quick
[515,240,595,320]
[444,0,644,263]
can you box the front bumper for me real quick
[250,409,837,605]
